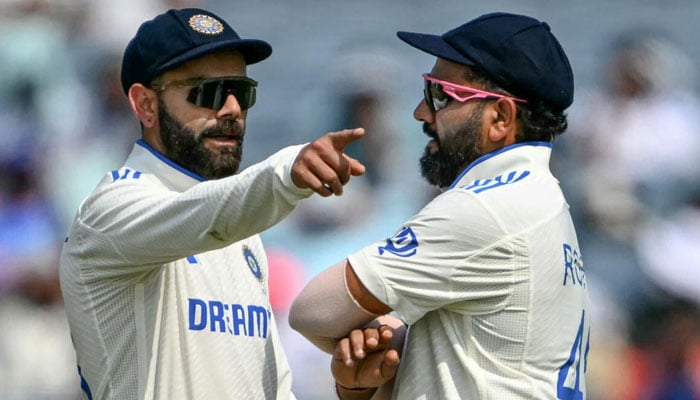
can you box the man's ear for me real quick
[127,84,158,128]
[487,97,518,144]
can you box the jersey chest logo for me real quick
[243,246,264,282]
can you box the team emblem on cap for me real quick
[188,14,224,35]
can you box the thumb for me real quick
[329,128,365,151]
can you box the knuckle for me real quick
[309,139,327,152]
[300,151,315,164]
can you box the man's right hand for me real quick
[291,128,366,197]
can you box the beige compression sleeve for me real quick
[288,260,378,354]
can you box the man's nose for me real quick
[217,94,242,119]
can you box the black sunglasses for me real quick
[153,76,258,111]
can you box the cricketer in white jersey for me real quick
[59,7,369,400]
[350,143,590,399]
[59,140,311,399]
[289,12,589,400]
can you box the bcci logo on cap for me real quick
[189,14,224,35]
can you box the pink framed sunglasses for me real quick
[422,74,527,112]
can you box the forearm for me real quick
[288,261,378,353]
[198,144,314,240]
[80,145,313,265]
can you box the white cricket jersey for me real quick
[59,140,312,400]
[349,142,590,400]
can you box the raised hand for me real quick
[291,128,366,197]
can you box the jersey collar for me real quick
[124,140,205,191]
[448,141,553,190]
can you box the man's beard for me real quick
[419,110,483,188]
[158,101,244,180]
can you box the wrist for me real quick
[335,382,377,400]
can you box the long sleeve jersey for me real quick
[59,140,312,400]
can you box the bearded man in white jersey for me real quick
[289,12,591,400]
[59,8,368,400]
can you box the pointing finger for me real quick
[328,128,365,151]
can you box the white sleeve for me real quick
[73,145,313,269]
[348,190,517,325]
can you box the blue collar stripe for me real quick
[448,141,551,189]
[136,140,205,182]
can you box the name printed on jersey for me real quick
[562,243,585,288]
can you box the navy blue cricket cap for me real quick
[121,8,272,95]
[397,12,574,111]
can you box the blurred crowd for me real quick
[1,1,700,399]
[554,29,700,400]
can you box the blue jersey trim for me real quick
[136,140,205,182]
[447,141,551,190]
[77,365,94,400]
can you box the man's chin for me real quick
[420,156,464,188]
[419,159,442,187]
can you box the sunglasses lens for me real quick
[424,80,449,111]
[423,87,433,111]
[430,82,449,111]
[188,81,219,109]
[187,79,257,110]
[221,80,256,110]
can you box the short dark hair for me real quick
[515,101,568,142]
[462,68,568,142]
